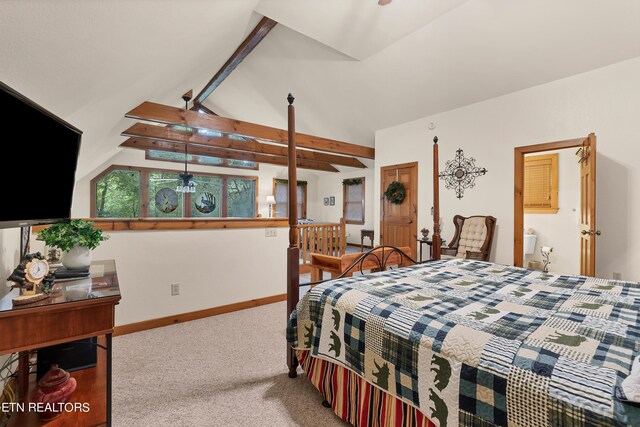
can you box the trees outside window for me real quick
[94,170,141,218]
[91,166,257,219]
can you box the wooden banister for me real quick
[297,221,347,268]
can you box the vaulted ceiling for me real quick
[1,0,639,179]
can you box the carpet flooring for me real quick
[113,301,348,427]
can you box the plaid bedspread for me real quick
[287,259,640,426]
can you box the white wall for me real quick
[316,169,375,245]
[524,150,580,275]
[0,228,20,299]
[30,228,287,326]
[375,57,640,281]
[1,228,21,389]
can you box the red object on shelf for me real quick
[31,364,77,421]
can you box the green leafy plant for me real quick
[37,220,109,252]
[384,181,407,204]
[342,178,363,186]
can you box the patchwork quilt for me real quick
[287,259,640,426]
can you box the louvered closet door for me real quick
[380,162,418,258]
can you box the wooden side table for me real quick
[0,260,120,427]
[361,229,374,251]
[417,239,446,261]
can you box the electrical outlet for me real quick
[613,272,622,280]
[265,228,277,237]
[171,283,180,296]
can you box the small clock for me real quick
[24,258,49,285]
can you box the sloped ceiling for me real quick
[0,0,263,178]
[205,0,640,151]
[1,0,640,180]
[254,0,470,60]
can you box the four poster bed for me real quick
[284,95,640,426]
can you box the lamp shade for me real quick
[266,195,276,205]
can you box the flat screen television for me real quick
[0,81,81,229]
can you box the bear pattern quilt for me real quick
[287,259,640,426]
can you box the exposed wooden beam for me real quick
[192,104,217,115]
[121,138,339,173]
[194,16,277,105]
[126,101,375,159]
[122,123,366,168]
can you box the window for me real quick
[146,150,258,170]
[94,169,141,218]
[91,166,257,219]
[343,178,365,224]
[273,179,307,219]
[524,153,558,214]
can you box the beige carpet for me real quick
[113,301,348,427]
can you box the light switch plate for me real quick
[265,228,277,237]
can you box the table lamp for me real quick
[266,195,276,218]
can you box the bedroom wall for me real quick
[523,149,580,275]
[0,228,20,299]
[0,228,20,389]
[316,169,375,246]
[375,56,640,281]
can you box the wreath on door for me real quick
[384,181,406,204]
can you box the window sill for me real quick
[33,218,289,232]
[524,208,559,214]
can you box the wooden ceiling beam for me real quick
[126,101,375,159]
[122,123,366,168]
[121,138,339,173]
[194,17,277,105]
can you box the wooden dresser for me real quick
[0,260,121,427]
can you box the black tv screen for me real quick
[0,81,81,229]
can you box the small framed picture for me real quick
[324,197,329,206]
[329,196,335,206]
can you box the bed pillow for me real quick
[619,355,640,403]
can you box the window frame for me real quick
[272,179,307,219]
[343,177,366,225]
[90,164,258,219]
[145,150,259,170]
[523,153,559,214]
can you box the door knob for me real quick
[581,230,602,236]
[581,230,589,235]
[408,220,413,224]
[595,230,602,236]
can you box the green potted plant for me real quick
[37,220,109,269]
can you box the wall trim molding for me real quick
[113,293,287,336]
[33,217,288,232]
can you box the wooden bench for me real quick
[309,246,413,283]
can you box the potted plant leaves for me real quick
[37,220,109,269]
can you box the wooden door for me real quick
[579,133,597,276]
[380,162,418,257]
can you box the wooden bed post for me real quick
[286,93,300,378]
[431,136,442,260]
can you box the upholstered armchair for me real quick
[441,215,497,261]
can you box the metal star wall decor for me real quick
[439,148,487,199]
